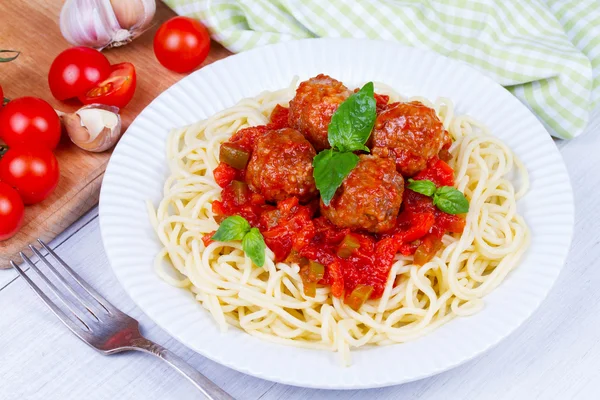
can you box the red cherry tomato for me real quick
[0,182,25,241]
[78,62,137,108]
[48,46,111,101]
[0,147,60,205]
[153,16,211,73]
[0,97,62,150]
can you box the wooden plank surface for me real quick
[0,0,231,265]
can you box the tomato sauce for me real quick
[208,105,465,303]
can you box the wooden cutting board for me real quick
[0,0,231,266]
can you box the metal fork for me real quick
[11,240,234,400]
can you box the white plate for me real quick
[99,39,574,389]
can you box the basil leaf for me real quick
[407,179,437,197]
[327,82,376,153]
[313,149,359,206]
[212,215,251,242]
[242,227,266,267]
[433,186,469,215]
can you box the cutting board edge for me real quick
[0,170,105,268]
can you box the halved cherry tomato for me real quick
[0,97,62,150]
[48,47,111,101]
[79,63,136,108]
[0,181,25,241]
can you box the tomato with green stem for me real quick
[78,63,136,108]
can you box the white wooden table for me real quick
[1,108,599,400]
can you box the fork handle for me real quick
[129,337,235,400]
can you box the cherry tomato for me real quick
[0,97,62,150]
[0,182,25,241]
[48,47,111,101]
[154,17,211,73]
[78,62,136,108]
[0,147,60,205]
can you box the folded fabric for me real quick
[163,0,600,139]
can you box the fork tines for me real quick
[11,240,115,338]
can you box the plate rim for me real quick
[99,37,574,389]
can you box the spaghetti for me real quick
[147,79,530,365]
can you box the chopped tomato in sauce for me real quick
[211,106,465,304]
[374,93,390,112]
[414,157,455,187]
[213,163,241,188]
[267,104,290,130]
[228,126,268,153]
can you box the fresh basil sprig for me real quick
[328,82,376,152]
[313,82,376,205]
[212,216,266,267]
[433,186,469,215]
[406,179,437,197]
[241,228,266,268]
[313,150,359,205]
[211,216,250,241]
[408,179,469,215]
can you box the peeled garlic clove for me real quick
[62,104,122,152]
[60,0,156,50]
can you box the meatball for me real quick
[320,155,404,233]
[371,101,446,177]
[246,128,318,203]
[288,74,351,151]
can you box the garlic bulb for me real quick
[60,0,156,50]
[61,104,122,152]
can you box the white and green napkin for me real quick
[163,0,600,139]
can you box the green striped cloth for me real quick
[163,0,600,139]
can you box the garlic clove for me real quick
[110,0,144,29]
[133,0,157,31]
[60,0,156,50]
[62,104,122,152]
[60,0,121,50]
[62,113,91,143]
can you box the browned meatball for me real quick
[371,101,446,177]
[288,74,351,151]
[320,155,404,233]
[246,128,318,203]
